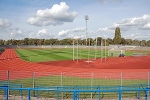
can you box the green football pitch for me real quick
[15,48,137,62]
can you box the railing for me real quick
[0,85,150,100]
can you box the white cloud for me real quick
[72,27,86,32]
[27,2,78,26]
[58,30,70,36]
[58,27,86,37]
[74,36,80,39]
[9,29,25,38]
[29,32,35,38]
[38,29,47,34]
[93,14,150,40]
[124,33,149,40]
[139,23,150,30]
[130,33,141,38]
[0,18,12,28]
[37,29,47,37]
[112,14,150,30]
[29,29,55,39]
[97,14,150,33]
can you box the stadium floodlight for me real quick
[85,15,91,63]
[85,15,89,46]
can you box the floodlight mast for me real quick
[85,15,89,46]
[85,15,91,63]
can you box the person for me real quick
[119,54,122,57]
[121,54,125,57]
[119,54,125,57]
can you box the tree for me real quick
[141,40,147,46]
[120,38,127,45]
[147,40,150,46]
[81,39,86,45]
[87,38,94,46]
[132,39,140,46]
[60,39,69,45]
[113,27,122,45]
[23,38,29,45]
[67,38,73,45]
[0,39,4,45]
[97,37,102,46]
[125,39,133,45]
[107,38,113,45]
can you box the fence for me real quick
[0,70,150,99]
[1,85,150,100]
[0,70,149,86]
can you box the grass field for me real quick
[9,75,148,87]
[16,48,74,62]
[15,48,140,62]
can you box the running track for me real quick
[0,49,150,80]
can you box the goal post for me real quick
[108,49,125,57]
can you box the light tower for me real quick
[85,15,89,46]
[85,15,91,63]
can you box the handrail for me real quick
[0,86,150,100]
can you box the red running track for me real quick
[0,49,150,80]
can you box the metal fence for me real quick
[0,70,149,87]
[1,85,150,100]
[0,70,150,99]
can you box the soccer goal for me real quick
[108,49,125,57]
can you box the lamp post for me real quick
[85,15,89,46]
[85,15,91,63]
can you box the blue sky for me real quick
[0,0,150,40]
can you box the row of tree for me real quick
[0,37,150,46]
[0,27,150,46]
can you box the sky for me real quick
[0,0,150,40]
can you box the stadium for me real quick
[0,45,150,100]
[1,0,150,99]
